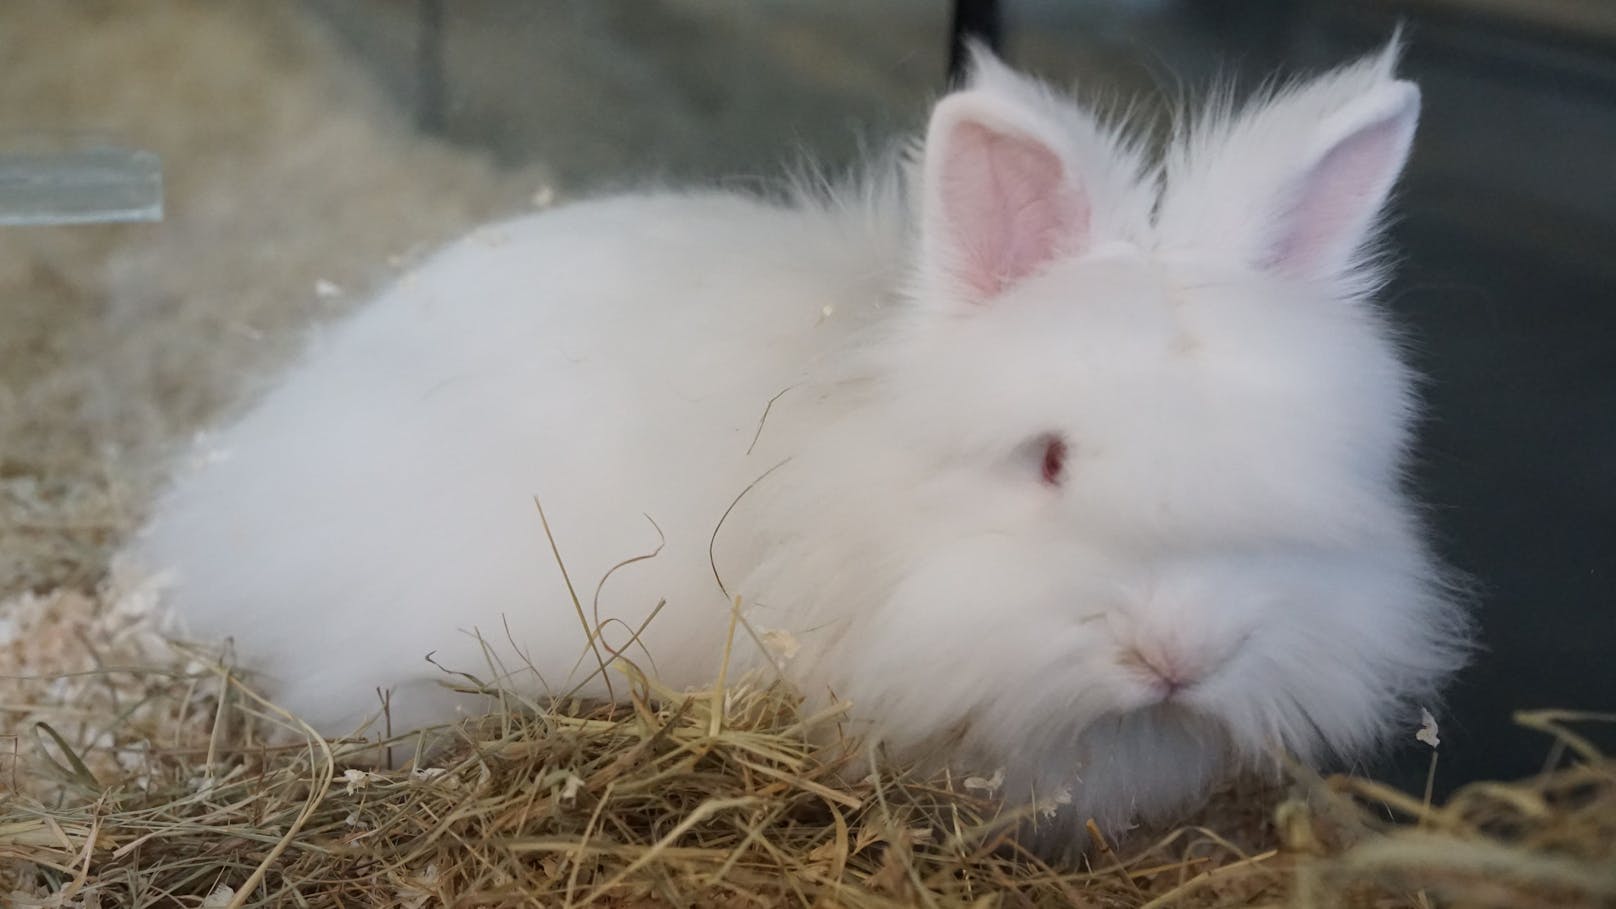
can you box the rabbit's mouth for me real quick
[1117,700,1218,734]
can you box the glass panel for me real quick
[0,143,162,225]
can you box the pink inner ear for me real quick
[939,121,1088,300]
[1265,113,1411,277]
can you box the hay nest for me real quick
[1,582,1611,908]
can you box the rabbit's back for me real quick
[134,189,902,733]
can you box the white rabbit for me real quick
[130,44,1470,837]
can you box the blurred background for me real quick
[0,0,1610,797]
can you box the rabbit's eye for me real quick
[1025,433,1067,487]
[1041,436,1068,487]
[1013,432,1069,488]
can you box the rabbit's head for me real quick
[894,45,1423,551]
[765,45,1467,801]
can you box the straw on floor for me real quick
[1,584,1611,908]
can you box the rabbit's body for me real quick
[138,191,903,730]
[132,47,1470,837]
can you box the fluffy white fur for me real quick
[131,44,1470,839]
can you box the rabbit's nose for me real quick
[1117,645,1213,699]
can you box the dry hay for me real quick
[1,579,1611,908]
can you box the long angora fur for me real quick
[130,44,1471,839]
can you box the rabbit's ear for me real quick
[1158,44,1419,285]
[920,91,1088,302]
[918,47,1145,304]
